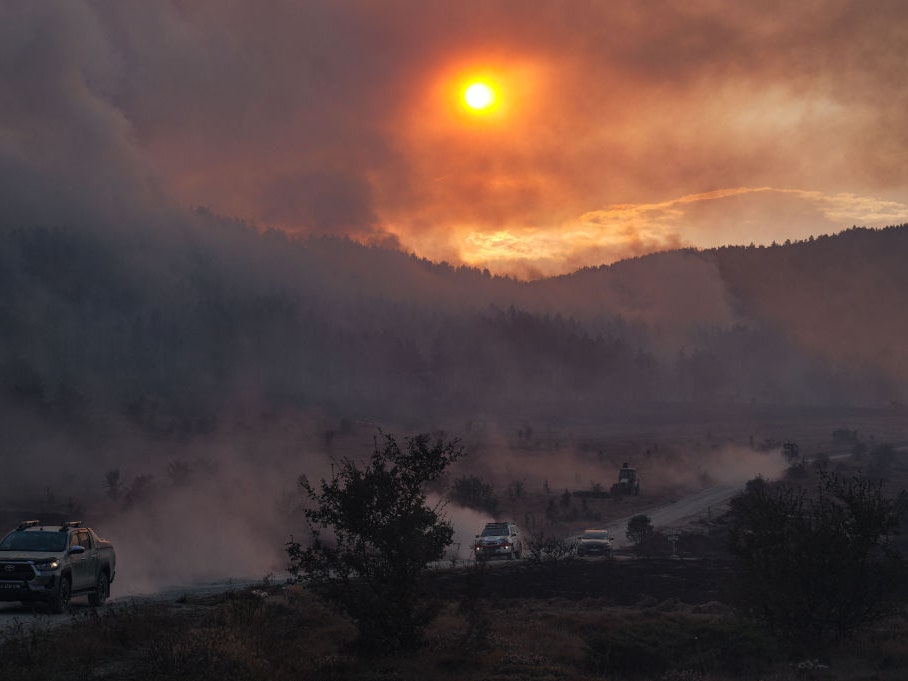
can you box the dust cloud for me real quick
[434,501,496,565]
[102,463,299,596]
[643,445,789,493]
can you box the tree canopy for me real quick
[727,473,907,655]
[626,514,653,551]
[286,432,463,652]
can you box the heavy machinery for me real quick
[611,463,640,496]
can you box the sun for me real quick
[464,82,496,111]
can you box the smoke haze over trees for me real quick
[2,207,906,592]
[2,222,908,453]
[3,221,907,444]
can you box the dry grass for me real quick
[2,566,907,681]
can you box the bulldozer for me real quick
[611,462,640,496]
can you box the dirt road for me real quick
[0,578,263,642]
[603,447,868,548]
[605,483,741,548]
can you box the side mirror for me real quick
[70,545,86,555]
[474,534,480,539]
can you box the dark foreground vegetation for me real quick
[5,437,908,681]
[2,557,908,681]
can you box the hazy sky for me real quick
[2,1,907,278]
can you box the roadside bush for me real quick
[526,529,576,564]
[727,472,908,655]
[286,432,464,654]
[626,514,653,553]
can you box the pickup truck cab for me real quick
[0,520,116,612]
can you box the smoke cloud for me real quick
[2,1,907,276]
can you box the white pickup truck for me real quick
[0,520,116,612]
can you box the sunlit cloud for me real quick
[794,191,908,225]
[456,187,908,278]
[4,2,908,281]
[575,187,908,242]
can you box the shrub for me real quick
[727,473,908,655]
[286,433,463,653]
[626,514,653,552]
[450,474,500,516]
[526,530,577,564]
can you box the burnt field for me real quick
[431,555,733,607]
[4,553,907,681]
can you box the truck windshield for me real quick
[0,531,68,552]
[481,525,508,537]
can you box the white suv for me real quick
[473,521,523,560]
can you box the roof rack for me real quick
[59,520,82,531]
[16,520,41,530]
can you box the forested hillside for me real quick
[1,219,905,461]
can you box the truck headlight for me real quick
[34,559,60,571]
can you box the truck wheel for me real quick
[89,571,110,606]
[50,577,71,614]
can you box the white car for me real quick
[474,521,523,560]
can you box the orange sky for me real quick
[3,1,907,278]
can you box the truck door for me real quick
[69,530,95,591]
[81,530,99,589]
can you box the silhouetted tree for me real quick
[103,469,121,501]
[286,433,463,653]
[625,514,653,551]
[782,441,800,464]
[450,475,500,516]
[123,474,156,508]
[727,474,907,655]
[560,489,572,508]
[508,480,524,500]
